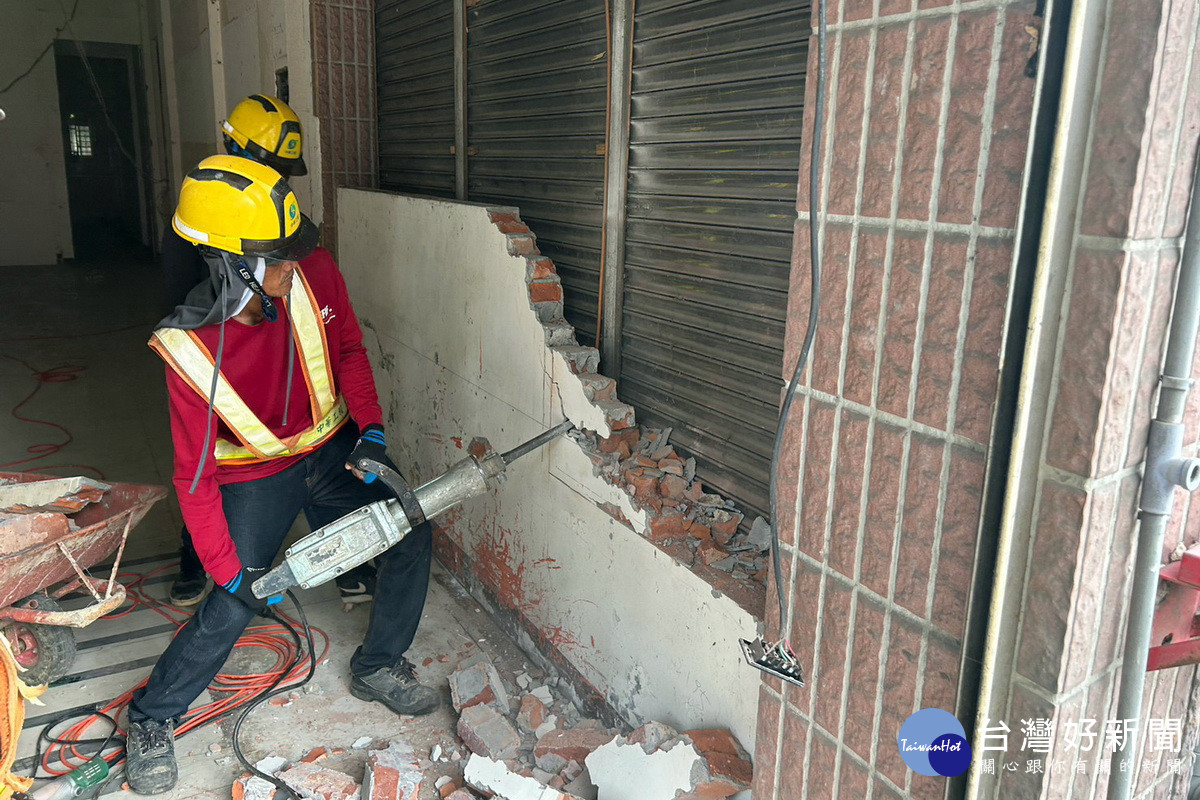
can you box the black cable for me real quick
[768,0,828,625]
[27,708,120,781]
[0,0,82,96]
[229,591,316,800]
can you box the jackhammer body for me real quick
[252,422,572,598]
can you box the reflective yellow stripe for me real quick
[150,327,287,459]
[288,268,336,418]
[213,395,348,463]
[148,266,347,464]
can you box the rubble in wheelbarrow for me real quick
[0,476,109,515]
[569,425,769,597]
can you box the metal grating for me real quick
[465,0,608,346]
[376,0,456,197]
[620,0,807,522]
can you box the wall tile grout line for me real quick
[830,0,897,786]
[798,209,1016,238]
[826,0,1030,33]
[794,386,990,451]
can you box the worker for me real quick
[160,94,375,609]
[126,155,439,795]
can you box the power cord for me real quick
[229,591,316,800]
[25,567,328,788]
[739,0,827,689]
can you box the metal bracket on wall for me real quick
[1147,545,1200,671]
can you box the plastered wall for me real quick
[0,0,155,265]
[337,188,761,756]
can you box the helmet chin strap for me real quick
[225,252,278,322]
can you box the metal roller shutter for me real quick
[376,0,456,197]
[375,0,806,524]
[620,0,807,522]
[465,0,608,346]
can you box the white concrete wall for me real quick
[338,188,761,754]
[0,0,158,265]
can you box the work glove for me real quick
[347,425,388,484]
[220,566,283,612]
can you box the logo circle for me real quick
[288,203,297,220]
[897,708,972,777]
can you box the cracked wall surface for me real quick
[337,188,761,755]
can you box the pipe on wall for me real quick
[964,0,1110,793]
[1106,143,1200,800]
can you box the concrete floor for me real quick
[0,253,547,799]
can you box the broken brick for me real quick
[277,761,361,800]
[709,511,743,545]
[648,510,691,544]
[458,704,522,760]
[551,345,600,375]
[658,458,685,476]
[363,741,423,800]
[449,657,511,714]
[534,727,615,769]
[698,540,728,565]
[527,256,556,281]
[626,721,679,753]
[300,747,329,764]
[658,474,688,500]
[517,694,547,733]
[598,428,639,455]
[577,373,616,402]
[687,520,712,541]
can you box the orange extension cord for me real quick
[31,564,329,779]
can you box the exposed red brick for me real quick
[709,511,742,545]
[494,220,532,235]
[598,428,639,457]
[534,727,615,766]
[529,279,563,303]
[517,694,546,733]
[658,474,688,499]
[648,511,691,544]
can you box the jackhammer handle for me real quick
[356,457,427,528]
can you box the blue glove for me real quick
[347,425,388,484]
[221,566,283,611]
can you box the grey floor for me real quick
[0,251,542,799]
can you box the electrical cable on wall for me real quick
[739,0,827,688]
[0,0,81,96]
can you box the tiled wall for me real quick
[753,0,1200,795]
[310,0,377,256]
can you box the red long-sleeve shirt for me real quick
[164,248,383,585]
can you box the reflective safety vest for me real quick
[148,267,349,464]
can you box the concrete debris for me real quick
[463,754,584,800]
[445,791,482,800]
[232,757,290,800]
[449,655,511,714]
[458,703,522,760]
[584,726,752,800]
[362,741,422,800]
[277,761,361,800]
[353,737,374,749]
[0,476,109,515]
[625,721,680,754]
[534,717,557,739]
[517,672,531,690]
[530,685,554,705]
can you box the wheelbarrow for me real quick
[0,472,166,685]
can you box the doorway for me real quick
[54,41,151,259]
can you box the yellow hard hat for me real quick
[221,94,307,177]
[172,155,318,260]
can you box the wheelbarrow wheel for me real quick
[4,594,77,686]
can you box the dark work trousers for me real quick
[129,424,433,723]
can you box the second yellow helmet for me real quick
[221,94,307,177]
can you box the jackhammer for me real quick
[252,421,573,599]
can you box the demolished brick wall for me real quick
[338,189,762,757]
